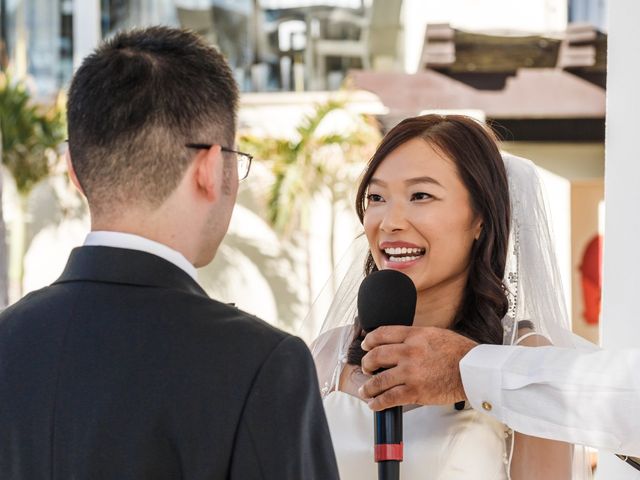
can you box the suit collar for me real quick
[54,246,208,297]
[84,231,197,281]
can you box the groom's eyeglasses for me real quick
[616,454,640,472]
[185,143,253,181]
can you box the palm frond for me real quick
[242,98,381,238]
[0,73,66,196]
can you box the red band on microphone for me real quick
[374,443,403,462]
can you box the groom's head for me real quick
[66,26,240,265]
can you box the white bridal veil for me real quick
[308,152,595,479]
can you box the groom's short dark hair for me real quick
[67,26,239,215]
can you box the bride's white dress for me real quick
[324,390,510,480]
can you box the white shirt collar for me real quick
[83,231,198,281]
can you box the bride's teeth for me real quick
[384,247,425,256]
[388,255,420,263]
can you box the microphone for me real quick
[358,270,417,480]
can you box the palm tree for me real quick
[0,73,66,300]
[240,99,380,313]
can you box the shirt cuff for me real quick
[460,344,519,422]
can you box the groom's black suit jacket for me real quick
[0,246,338,480]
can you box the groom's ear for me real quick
[193,144,223,202]
[66,150,85,196]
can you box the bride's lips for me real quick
[379,241,426,270]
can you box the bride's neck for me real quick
[413,272,468,329]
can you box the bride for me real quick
[310,114,592,479]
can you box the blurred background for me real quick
[0,0,616,475]
[0,0,606,346]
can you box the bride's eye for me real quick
[366,193,384,203]
[411,192,433,201]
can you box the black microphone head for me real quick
[357,270,417,332]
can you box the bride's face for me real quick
[363,138,482,294]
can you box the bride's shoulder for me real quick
[514,319,553,347]
[310,325,355,351]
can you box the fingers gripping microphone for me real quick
[358,270,417,480]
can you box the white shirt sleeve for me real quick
[460,345,640,456]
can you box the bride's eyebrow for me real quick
[369,176,443,187]
[405,176,443,187]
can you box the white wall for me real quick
[598,0,640,477]
[72,0,101,69]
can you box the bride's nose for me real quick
[379,201,409,233]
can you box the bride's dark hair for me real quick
[348,114,510,365]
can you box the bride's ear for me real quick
[473,220,483,241]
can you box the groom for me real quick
[0,27,338,479]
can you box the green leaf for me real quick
[0,73,66,196]
[239,98,381,238]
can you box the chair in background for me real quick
[307,0,404,90]
[250,3,314,91]
[177,8,217,46]
[178,5,254,89]
[557,22,597,69]
[420,23,455,69]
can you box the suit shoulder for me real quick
[0,284,68,325]
[255,335,316,387]
[269,335,313,360]
[171,291,292,348]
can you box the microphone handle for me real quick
[375,406,403,480]
[378,461,400,480]
[375,406,403,446]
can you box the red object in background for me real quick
[579,234,603,325]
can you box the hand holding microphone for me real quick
[357,269,417,480]
[360,324,478,411]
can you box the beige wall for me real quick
[570,181,603,344]
[500,142,604,181]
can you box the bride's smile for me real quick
[379,241,426,268]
